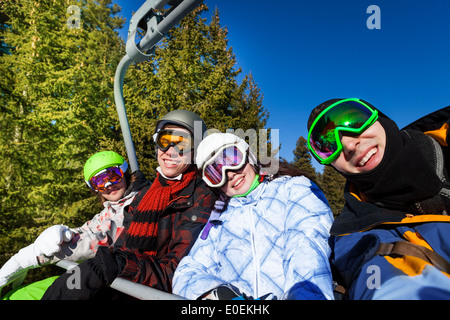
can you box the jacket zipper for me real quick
[248,205,260,298]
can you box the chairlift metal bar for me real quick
[55,260,187,300]
[114,0,204,172]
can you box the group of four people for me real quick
[1,98,449,300]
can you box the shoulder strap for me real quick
[376,241,450,274]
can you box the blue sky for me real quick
[114,0,450,169]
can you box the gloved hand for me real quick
[41,247,121,300]
[0,225,73,288]
[199,284,275,300]
[199,284,247,300]
[34,225,73,257]
[0,244,39,287]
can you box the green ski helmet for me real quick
[83,151,128,189]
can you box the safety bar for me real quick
[56,260,187,300]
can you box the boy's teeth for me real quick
[359,148,377,166]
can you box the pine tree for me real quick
[0,0,125,281]
[292,136,318,182]
[320,165,346,217]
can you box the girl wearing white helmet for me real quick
[0,151,149,299]
[172,132,335,300]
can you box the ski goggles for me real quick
[307,98,379,164]
[89,166,124,192]
[203,145,246,188]
[154,129,193,153]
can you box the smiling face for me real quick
[220,163,256,197]
[331,120,386,174]
[157,125,193,178]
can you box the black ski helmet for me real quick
[155,110,206,134]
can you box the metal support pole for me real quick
[111,278,187,300]
[114,0,204,172]
[114,55,139,172]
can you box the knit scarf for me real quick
[125,168,197,255]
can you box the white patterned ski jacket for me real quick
[172,175,334,300]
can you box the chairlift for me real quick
[86,0,203,300]
[115,0,204,172]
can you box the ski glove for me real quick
[0,225,73,288]
[0,244,39,287]
[198,284,246,300]
[34,225,73,257]
[42,247,123,300]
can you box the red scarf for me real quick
[125,168,197,255]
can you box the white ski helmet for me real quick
[196,133,258,187]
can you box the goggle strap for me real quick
[85,179,95,191]
[120,160,128,174]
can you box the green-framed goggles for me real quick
[307,98,379,164]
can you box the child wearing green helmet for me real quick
[0,151,149,299]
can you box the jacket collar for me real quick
[228,179,267,207]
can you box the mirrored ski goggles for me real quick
[89,166,124,192]
[307,98,379,164]
[154,129,193,153]
[203,145,246,188]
